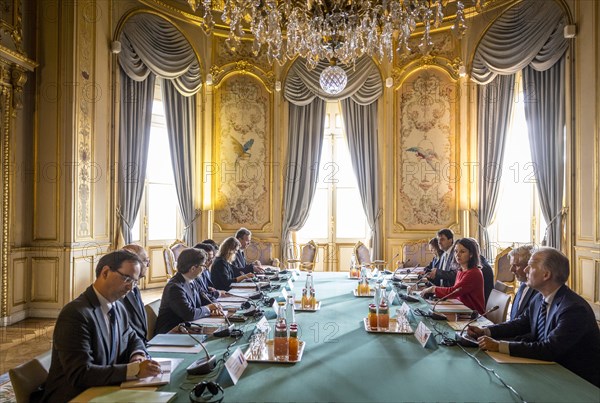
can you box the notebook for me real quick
[120,358,183,388]
[147,333,206,347]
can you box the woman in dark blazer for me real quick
[211,236,254,291]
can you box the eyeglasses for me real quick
[115,269,139,286]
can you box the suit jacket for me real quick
[121,287,148,342]
[433,245,458,286]
[42,286,146,402]
[232,249,254,276]
[510,282,539,321]
[480,255,494,304]
[489,285,600,387]
[211,256,237,291]
[155,272,210,335]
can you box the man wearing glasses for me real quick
[43,250,161,402]
[155,248,221,334]
[193,243,227,304]
[121,244,151,343]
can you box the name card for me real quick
[414,322,432,348]
[281,288,288,299]
[287,279,294,290]
[291,271,299,281]
[387,290,397,305]
[224,347,248,385]
[397,302,411,318]
[255,316,270,333]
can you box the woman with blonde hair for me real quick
[211,236,254,290]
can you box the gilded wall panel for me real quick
[31,257,58,303]
[11,257,26,306]
[72,256,94,299]
[213,74,272,232]
[74,0,95,240]
[394,69,458,231]
[213,35,272,73]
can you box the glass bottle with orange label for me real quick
[368,303,378,329]
[288,323,299,361]
[378,286,389,329]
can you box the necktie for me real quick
[108,306,118,363]
[511,283,527,320]
[536,301,548,341]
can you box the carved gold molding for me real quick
[1,84,11,317]
[210,61,275,92]
[0,0,23,53]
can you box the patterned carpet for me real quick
[0,318,55,403]
[0,372,16,402]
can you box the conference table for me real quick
[152,272,598,402]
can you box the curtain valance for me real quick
[471,0,568,84]
[284,56,382,106]
[118,13,202,96]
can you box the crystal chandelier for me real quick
[187,0,478,93]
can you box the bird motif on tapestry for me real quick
[406,146,439,171]
[231,136,254,165]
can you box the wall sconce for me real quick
[111,40,121,54]
[275,80,282,92]
[458,65,467,78]
[206,73,213,86]
[385,77,394,88]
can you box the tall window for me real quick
[131,80,183,244]
[487,74,547,256]
[297,102,369,260]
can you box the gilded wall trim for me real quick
[595,0,600,244]
[1,83,10,317]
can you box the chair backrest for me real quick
[485,289,512,324]
[145,298,161,340]
[299,240,318,270]
[169,240,187,262]
[494,279,514,294]
[354,241,372,266]
[9,350,52,403]
[163,248,176,278]
[245,239,276,265]
[494,247,514,283]
[402,239,434,267]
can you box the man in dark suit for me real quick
[155,248,219,334]
[42,250,162,402]
[508,245,538,320]
[468,247,600,387]
[232,227,264,276]
[193,243,225,305]
[426,228,458,286]
[121,244,150,343]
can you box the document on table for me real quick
[486,351,554,364]
[120,358,184,388]
[90,390,176,402]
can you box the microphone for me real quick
[201,291,236,338]
[455,305,499,347]
[179,325,217,375]
[393,263,419,290]
[428,287,463,320]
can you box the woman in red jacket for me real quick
[420,237,485,314]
